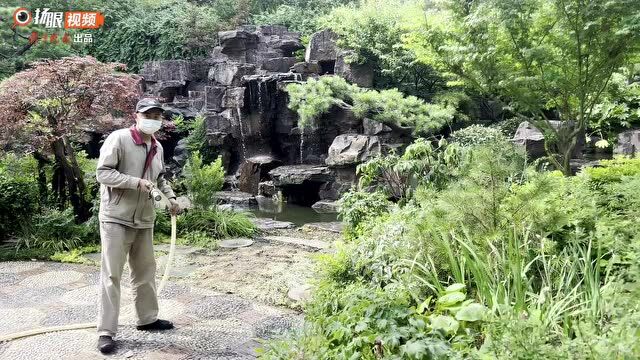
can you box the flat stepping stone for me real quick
[302,221,344,234]
[263,235,329,250]
[219,238,254,249]
[252,218,295,231]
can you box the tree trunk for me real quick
[33,152,51,210]
[51,163,66,210]
[51,136,91,223]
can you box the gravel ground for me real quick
[0,224,337,358]
[0,260,302,359]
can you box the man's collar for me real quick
[129,125,157,147]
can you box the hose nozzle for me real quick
[148,184,163,202]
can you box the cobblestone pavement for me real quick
[0,260,302,359]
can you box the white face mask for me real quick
[139,118,162,134]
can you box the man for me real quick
[95,98,182,354]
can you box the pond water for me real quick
[250,202,338,227]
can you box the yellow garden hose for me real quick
[0,214,178,343]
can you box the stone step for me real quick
[262,235,330,250]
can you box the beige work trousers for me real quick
[97,221,159,337]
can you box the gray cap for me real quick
[135,98,164,113]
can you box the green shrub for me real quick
[262,128,640,358]
[75,149,99,203]
[581,156,640,188]
[182,151,225,209]
[154,208,172,236]
[357,138,465,200]
[0,174,38,240]
[285,76,460,136]
[17,207,87,253]
[450,124,508,147]
[338,189,391,239]
[177,208,257,240]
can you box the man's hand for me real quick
[138,179,153,193]
[168,198,182,216]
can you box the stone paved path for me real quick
[0,260,302,359]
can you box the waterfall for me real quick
[299,126,304,164]
[236,107,247,159]
[248,81,253,110]
[257,80,263,114]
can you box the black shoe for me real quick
[98,335,116,354]
[136,319,174,331]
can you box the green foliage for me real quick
[357,138,465,200]
[87,1,223,72]
[285,75,359,128]
[352,88,459,134]
[582,156,640,188]
[286,76,461,136]
[411,0,640,174]
[154,207,172,236]
[252,0,356,40]
[177,208,257,240]
[450,124,508,147]
[181,151,225,209]
[318,0,446,99]
[590,71,640,142]
[50,244,101,264]
[263,140,640,358]
[75,149,99,203]
[182,114,222,165]
[16,207,87,253]
[0,170,39,240]
[262,281,456,359]
[337,189,390,239]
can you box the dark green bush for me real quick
[17,207,87,253]
[177,208,257,241]
[338,189,391,239]
[0,174,38,240]
[449,124,508,147]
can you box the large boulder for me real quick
[318,167,356,200]
[305,29,339,63]
[204,86,226,111]
[613,129,640,156]
[261,57,297,73]
[269,165,334,186]
[209,63,256,86]
[218,29,260,62]
[172,138,189,167]
[512,120,584,159]
[326,134,381,167]
[512,121,546,158]
[222,87,246,109]
[238,155,281,195]
[335,50,374,88]
[311,200,340,214]
[214,191,258,207]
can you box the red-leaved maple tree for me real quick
[0,56,142,222]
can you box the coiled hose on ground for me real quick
[0,213,178,343]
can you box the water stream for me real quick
[299,126,304,164]
[236,107,247,159]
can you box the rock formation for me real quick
[137,25,404,212]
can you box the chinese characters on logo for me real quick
[12,7,104,45]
